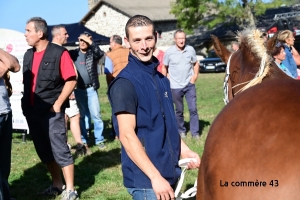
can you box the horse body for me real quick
[197,30,299,199]
[197,79,300,200]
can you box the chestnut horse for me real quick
[196,30,300,200]
[211,29,291,103]
[197,79,300,200]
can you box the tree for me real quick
[170,0,293,33]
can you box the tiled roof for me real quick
[81,0,176,23]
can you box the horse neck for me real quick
[229,50,261,96]
[266,61,293,80]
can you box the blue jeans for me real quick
[171,83,199,136]
[127,188,157,200]
[74,87,104,145]
[85,113,92,130]
[0,112,12,200]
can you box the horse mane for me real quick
[235,28,273,92]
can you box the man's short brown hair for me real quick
[125,15,155,39]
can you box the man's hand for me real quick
[190,76,196,84]
[78,34,93,45]
[50,101,61,113]
[180,139,201,169]
[181,150,201,169]
[52,79,76,113]
[190,61,199,84]
[151,175,175,200]
[0,49,21,78]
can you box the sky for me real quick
[0,0,279,34]
[0,0,89,33]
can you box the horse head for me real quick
[211,29,288,104]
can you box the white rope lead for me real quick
[223,52,235,105]
[175,158,198,200]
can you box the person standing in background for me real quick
[69,32,106,149]
[162,29,200,140]
[277,30,298,79]
[105,35,129,85]
[269,42,293,78]
[51,25,88,156]
[0,48,20,200]
[104,34,129,140]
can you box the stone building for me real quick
[81,0,177,49]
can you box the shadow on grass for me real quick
[183,119,211,136]
[75,148,121,196]
[9,147,121,200]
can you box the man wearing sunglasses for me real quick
[69,32,106,149]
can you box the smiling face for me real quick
[124,25,155,62]
[24,21,41,47]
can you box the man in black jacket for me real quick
[69,32,106,149]
[22,17,78,199]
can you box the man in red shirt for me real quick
[22,17,78,199]
[51,25,88,156]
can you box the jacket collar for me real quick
[128,53,159,75]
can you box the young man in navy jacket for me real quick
[108,15,201,200]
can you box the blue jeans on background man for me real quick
[84,111,92,131]
[127,188,157,200]
[171,83,199,136]
[0,112,12,200]
[74,87,104,145]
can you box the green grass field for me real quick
[9,73,225,200]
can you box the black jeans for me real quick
[0,112,12,200]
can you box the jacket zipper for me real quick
[152,74,176,181]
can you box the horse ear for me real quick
[211,34,231,64]
[266,32,279,54]
[211,35,221,52]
